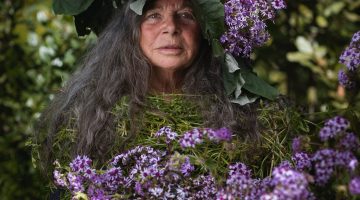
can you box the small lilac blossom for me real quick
[270,166,311,199]
[155,126,171,137]
[339,30,360,71]
[339,132,360,151]
[271,0,286,10]
[155,126,178,143]
[54,170,68,187]
[319,116,350,141]
[292,152,312,171]
[336,151,358,172]
[338,70,355,89]
[349,159,358,172]
[311,149,337,185]
[349,177,360,195]
[207,127,232,142]
[87,185,108,200]
[70,155,92,173]
[180,157,195,176]
[134,181,144,196]
[340,46,360,71]
[149,187,164,197]
[191,175,218,199]
[67,173,84,193]
[224,162,255,198]
[216,188,236,200]
[179,128,205,148]
[292,136,303,153]
[102,167,123,191]
[311,149,356,185]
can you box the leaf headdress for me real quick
[53,0,280,105]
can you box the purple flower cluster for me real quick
[221,0,286,57]
[338,30,359,88]
[349,177,360,195]
[155,126,178,143]
[340,31,360,71]
[261,165,312,199]
[54,145,217,199]
[338,69,355,89]
[338,132,360,151]
[312,149,357,185]
[179,128,205,148]
[179,127,232,148]
[215,162,261,199]
[292,152,311,171]
[319,116,350,141]
[292,136,305,153]
[54,120,360,199]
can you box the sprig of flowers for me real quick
[220,0,286,58]
[338,30,360,89]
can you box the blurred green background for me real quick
[0,0,359,199]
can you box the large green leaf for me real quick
[53,0,95,15]
[192,0,225,41]
[130,0,147,15]
[242,70,279,100]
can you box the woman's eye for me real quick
[145,13,162,20]
[177,12,195,20]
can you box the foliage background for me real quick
[0,0,359,199]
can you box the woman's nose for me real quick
[162,15,179,35]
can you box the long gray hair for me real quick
[35,0,258,174]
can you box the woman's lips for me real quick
[157,45,183,54]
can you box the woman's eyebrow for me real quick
[146,1,193,11]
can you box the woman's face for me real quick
[140,0,201,72]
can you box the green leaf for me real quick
[231,95,258,105]
[242,70,279,100]
[223,53,242,95]
[52,0,95,15]
[130,0,147,15]
[212,39,225,58]
[192,0,225,41]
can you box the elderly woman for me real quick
[35,0,260,182]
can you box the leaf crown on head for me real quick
[53,0,283,105]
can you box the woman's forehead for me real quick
[145,0,193,11]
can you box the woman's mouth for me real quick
[157,45,183,54]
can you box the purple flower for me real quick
[181,157,195,176]
[268,166,311,199]
[191,175,218,199]
[179,128,205,148]
[207,127,232,142]
[221,0,285,57]
[349,177,360,195]
[87,185,109,200]
[338,70,355,89]
[319,116,350,141]
[102,167,123,191]
[339,31,360,71]
[70,155,92,173]
[223,162,256,198]
[149,187,164,197]
[292,152,312,171]
[54,170,67,187]
[311,149,337,185]
[292,137,303,153]
[271,0,286,10]
[312,149,356,185]
[155,126,178,143]
[338,132,360,151]
[67,173,84,193]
